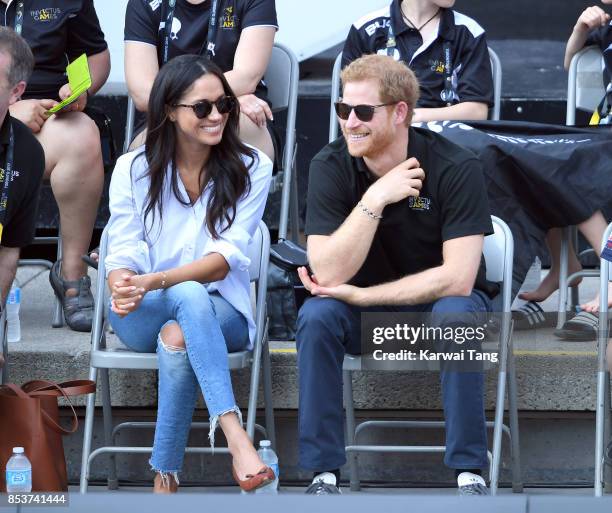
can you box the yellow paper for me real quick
[46,54,92,115]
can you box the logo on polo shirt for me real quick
[430,59,445,74]
[408,196,431,211]
[149,0,162,11]
[221,7,236,29]
[30,7,61,22]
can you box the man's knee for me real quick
[159,322,186,352]
[296,297,350,350]
[42,113,102,168]
[430,295,485,329]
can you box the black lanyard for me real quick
[0,122,16,230]
[441,41,453,106]
[161,0,219,65]
[385,21,396,57]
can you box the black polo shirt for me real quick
[586,22,612,90]
[342,0,493,109]
[124,0,278,98]
[1,0,107,100]
[305,127,497,296]
[0,114,44,248]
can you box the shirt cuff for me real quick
[204,239,251,272]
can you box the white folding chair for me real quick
[557,46,606,329]
[123,44,300,242]
[79,221,274,492]
[594,222,612,496]
[342,216,522,495]
[329,47,502,142]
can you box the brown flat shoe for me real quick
[232,466,275,492]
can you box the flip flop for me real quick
[554,310,598,342]
[512,301,555,330]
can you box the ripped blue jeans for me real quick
[108,281,249,481]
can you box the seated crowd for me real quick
[1,0,612,497]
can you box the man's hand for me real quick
[575,6,611,33]
[298,266,367,306]
[238,94,273,128]
[362,158,425,212]
[110,273,150,317]
[58,83,87,113]
[9,99,57,133]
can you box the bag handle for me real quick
[20,381,81,435]
[22,379,96,397]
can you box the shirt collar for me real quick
[391,1,455,41]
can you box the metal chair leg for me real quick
[557,227,571,329]
[79,367,98,494]
[51,233,64,328]
[604,373,612,493]
[507,337,523,493]
[343,370,360,491]
[100,369,118,490]
[246,337,264,441]
[289,149,300,243]
[262,338,276,448]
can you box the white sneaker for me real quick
[305,472,342,495]
[457,472,489,496]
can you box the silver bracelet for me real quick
[357,201,383,220]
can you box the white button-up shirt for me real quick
[105,146,273,348]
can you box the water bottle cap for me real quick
[12,447,24,454]
[259,440,271,448]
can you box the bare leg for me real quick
[519,227,582,302]
[36,112,103,288]
[239,113,274,162]
[153,472,178,494]
[576,211,612,312]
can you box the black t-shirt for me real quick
[0,115,44,248]
[124,0,278,98]
[305,127,496,296]
[342,0,493,108]
[1,0,108,100]
[586,21,612,91]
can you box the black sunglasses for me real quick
[173,95,236,119]
[334,101,397,122]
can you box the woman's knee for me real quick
[159,322,185,352]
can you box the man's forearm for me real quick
[413,102,488,123]
[564,28,589,70]
[0,247,20,306]
[87,50,111,95]
[309,201,381,287]
[360,265,473,306]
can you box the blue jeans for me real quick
[296,291,491,472]
[109,282,249,477]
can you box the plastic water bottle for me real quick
[255,440,279,494]
[6,447,32,493]
[6,283,21,343]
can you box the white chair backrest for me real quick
[247,221,269,282]
[329,47,502,141]
[264,43,299,112]
[483,217,507,284]
[567,45,605,125]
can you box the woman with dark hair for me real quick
[104,54,274,493]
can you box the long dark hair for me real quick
[135,54,255,239]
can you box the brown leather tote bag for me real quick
[0,379,95,492]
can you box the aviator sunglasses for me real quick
[173,95,236,119]
[334,101,398,122]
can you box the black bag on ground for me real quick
[266,240,309,341]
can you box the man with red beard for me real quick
[296,54,498,495]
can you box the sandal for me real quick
[81,246,99,270]
[232,465,275,492]
[49,260,94,332]
[554,310,598,341]
[512,301,555,330]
